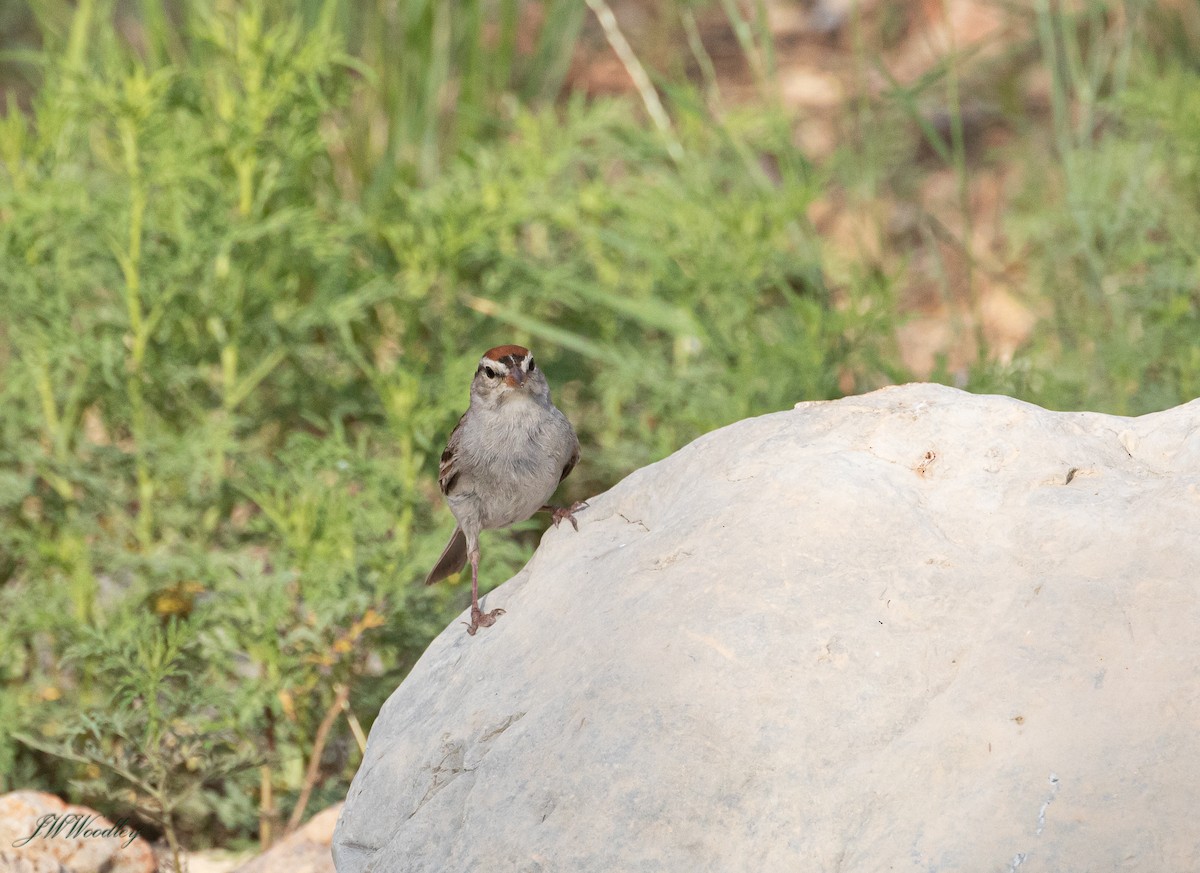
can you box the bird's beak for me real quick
[506,368,526,388]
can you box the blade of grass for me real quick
[521,0,586,102]
[463,294,609,361]
[584,0,683,164]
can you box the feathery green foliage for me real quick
[0,0,886,845]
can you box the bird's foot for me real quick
[462,606,506,635]
[549,500,588,532]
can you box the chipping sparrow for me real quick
[425,344,585,634]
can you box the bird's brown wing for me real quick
[438,412,468,496]
[558,434,581,484]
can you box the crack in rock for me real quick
[409,713,527,820]
[477,711,526,745]
[1036,772,1060,836]
[410,736,466,820]
[619,512,650,532]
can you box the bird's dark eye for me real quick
[528,359,536,372]
[483,366,497,379]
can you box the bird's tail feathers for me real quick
[424,527,468,585]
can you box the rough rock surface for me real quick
[0,791,156,873]
[333,384,1200,873]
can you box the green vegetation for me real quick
[0,0,1196,854]
[993,0,1200,413]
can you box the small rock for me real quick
[233,805,340,873]
[0,791,155,873]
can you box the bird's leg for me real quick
[540,500,589,532]
[462,544,505,635]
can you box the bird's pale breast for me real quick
[448,394,573,531]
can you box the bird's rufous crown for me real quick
[482,345,530,361]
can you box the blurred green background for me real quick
[0,0,1197,857]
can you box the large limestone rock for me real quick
[333,384,1200,873]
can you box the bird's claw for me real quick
[551,500,588,531]
[463,606,506,635]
